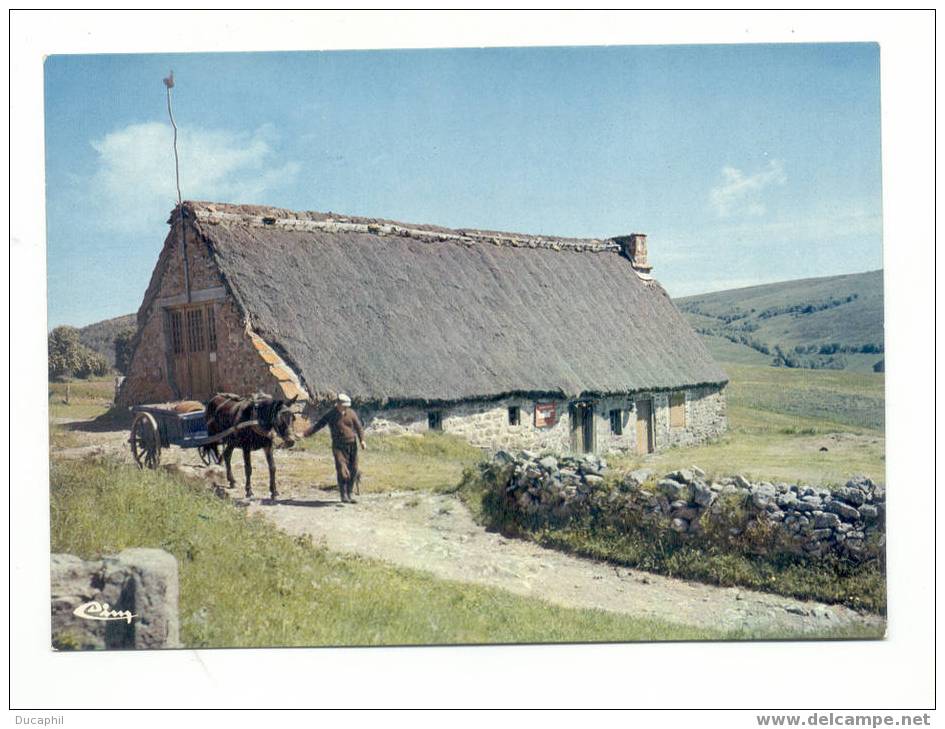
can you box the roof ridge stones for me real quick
[187,202,622,254]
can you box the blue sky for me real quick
[44,43,883,328]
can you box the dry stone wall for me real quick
[489,451,885,563]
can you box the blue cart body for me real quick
[131,404,217,449]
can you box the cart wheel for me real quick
[130,412,161,469]
[198,445,220,466]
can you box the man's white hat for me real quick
[336,393,352,406]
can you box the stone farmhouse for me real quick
[118,201,728,455]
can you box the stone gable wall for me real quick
[117,224,291,406]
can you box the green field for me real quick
[48,376,116,421]
[725,363,885,431]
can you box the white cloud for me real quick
[88,122,300,233]
[709,159,786,218]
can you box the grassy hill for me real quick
[675,270,884,373]
[77,313,136,367]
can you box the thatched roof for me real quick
[178,201,727,405]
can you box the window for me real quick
[670,392,686,427]
[428,411,443,431]
[167,310,184,355]
[609,409,623,435]
[508,406,520,426]
[186,308,206,352]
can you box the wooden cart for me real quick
[128,402,222,469]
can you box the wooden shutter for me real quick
[670,392,686,428]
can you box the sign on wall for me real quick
[534,402,557,428]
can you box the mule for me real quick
[205,392,298,500]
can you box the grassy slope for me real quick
[51,458,732,646]
[676,270,884,372]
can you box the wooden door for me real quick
[635,399,653,455]
[581,403,595,453]
[571,401,595,453]
[167,305,216,400]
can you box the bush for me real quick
[75,348,110,378]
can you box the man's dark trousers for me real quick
[332,441,359,501]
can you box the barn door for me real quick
[167,305,216,400]
[635,399,654,455]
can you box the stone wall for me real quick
[213,303,288,398]
[487,451,885,563]
[117,302,177,404]
[662,386,728,449]
[51,548,181,650]
[357,384,726,455]
[360,398,574,451]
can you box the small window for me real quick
[609,409,623,435]
[508,406,520,426]
[428,411,443,431]
[670,392,686,428]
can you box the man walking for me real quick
[303,393,366,503]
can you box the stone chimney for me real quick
[614,233,652,273]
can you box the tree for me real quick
[113,326,137,375]
[48,326,84,380]
[48,325,111,380]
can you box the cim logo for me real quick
[73,601,137,624]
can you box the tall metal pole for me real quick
[164,71,191,303]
